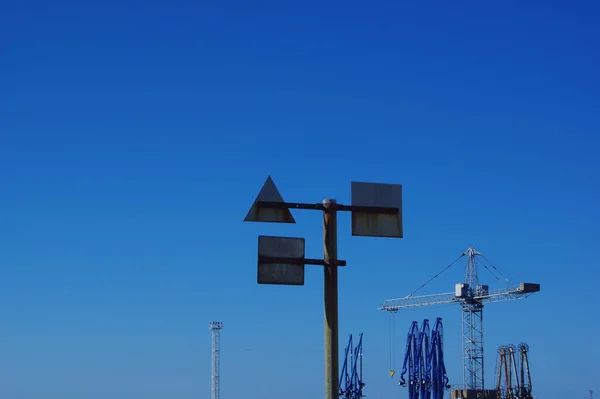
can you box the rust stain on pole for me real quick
[323,199,339,399]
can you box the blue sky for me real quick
[1,0,599,398]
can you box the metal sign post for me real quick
[323,199,339,399]
[244,176,403,399]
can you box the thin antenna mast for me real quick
[210,321,223,399]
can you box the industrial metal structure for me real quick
[398,318,450,399]
[430,319,451,399]
[339,333,365,399]
[379,247,540,396]
[210,321,223,399]
[495,343,533,399]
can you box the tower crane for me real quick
[378,247,540,392]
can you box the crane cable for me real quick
[480,254,513,283]
[405,252,467,298]
[389,311,396,377]
[481,263,503,283]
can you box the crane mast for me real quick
[379,247,540,395]
[462,248,484,389]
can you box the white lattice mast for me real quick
[210,321,223,399]
[462,247,484,390]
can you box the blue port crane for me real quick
[419,320,431,399]
[398,318,450,399]
[339,333,365,399]
[398,321,420,399]
[430,318,450,399]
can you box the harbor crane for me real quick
[339,333,365,399]
[398,317,450,399]
[495,342,534,399]
[378,247,540,392]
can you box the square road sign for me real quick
[257,235,305,285]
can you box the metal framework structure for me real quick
[518,344,532,399]
[210,321,223,399]
[496,345,519,399]
[398,318,450,399]
[495,342,533,399]
[379,247,540,391]
[430,318,450,399]
[461,249,484,389]
[339,333,365,399]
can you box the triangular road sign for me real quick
[244,176,296,223]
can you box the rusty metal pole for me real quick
[323,199,339,399]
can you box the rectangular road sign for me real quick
[351,181,403,238]
[244,176,296,224]
[257,235,305,285]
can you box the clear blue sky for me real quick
[1,0,599,398]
